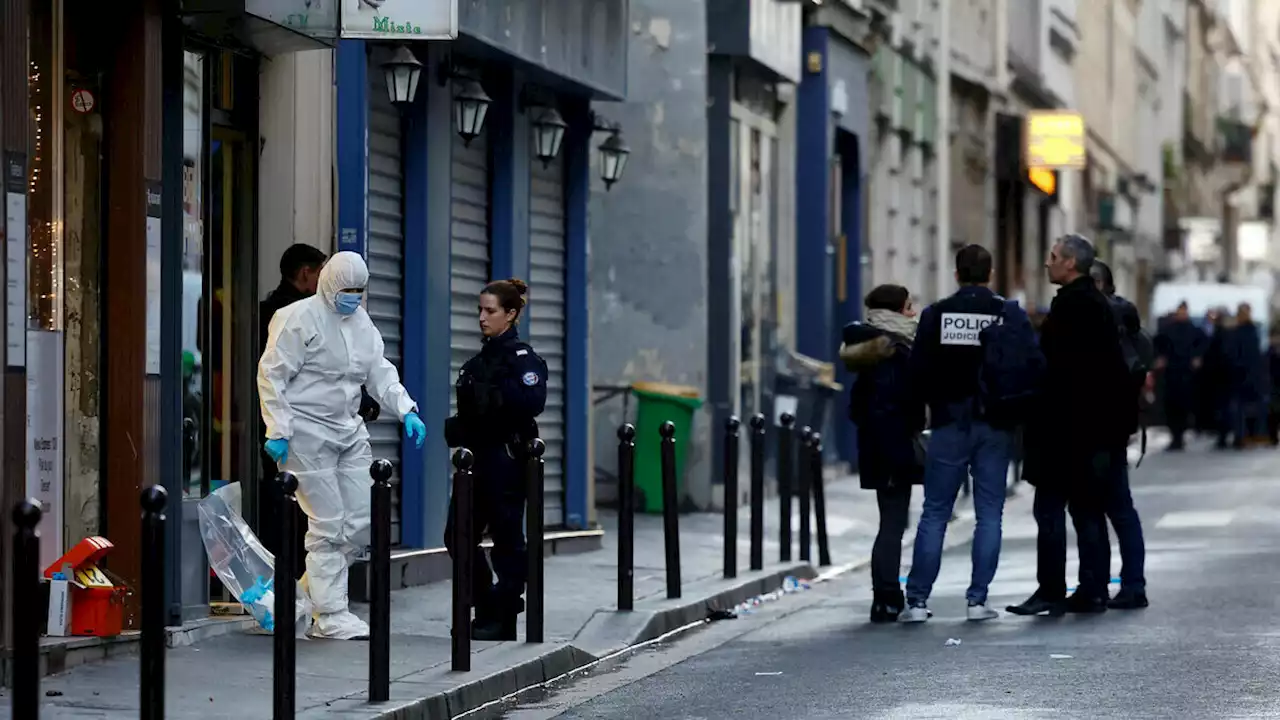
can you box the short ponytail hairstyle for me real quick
[482,278,529,319]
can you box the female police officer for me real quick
[445,277,548,641]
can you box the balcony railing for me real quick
[1217,116,1252,165]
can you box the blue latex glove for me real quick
[404,412,427,449]
[264,438,290,464]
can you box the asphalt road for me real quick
[489,439,1280,720]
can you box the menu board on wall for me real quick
[5,153,26,368]
[27,329,64,569]
[145,182,162,374]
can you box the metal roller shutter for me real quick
[449,130,491,418]
[528,154,568,527]
[366,63,406,544]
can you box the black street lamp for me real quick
[452,78,492,147]
[381,45,422,108]
[598,129,630,190]
[530,106,568,166]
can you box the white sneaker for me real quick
[967,603,999,621]
[898,605,932,623]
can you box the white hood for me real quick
[317,251,369,314]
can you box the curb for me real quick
[308,564,819,719]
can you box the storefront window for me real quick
[28,0,62,332]
[182,51,207,498]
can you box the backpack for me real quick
[1110,297,1154,465]
[977,299,1046,428]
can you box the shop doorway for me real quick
[178,48,260,615]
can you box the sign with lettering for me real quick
[247,0,339,39]
[145,182,162,375]
[340,0,456,39]
[940,313,998,347]
[27,329,64,568]
[1025,110,1086,170]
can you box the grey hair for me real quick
[1058,233,1096,275]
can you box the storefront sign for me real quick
[340,0,457,39]
[1025,110,1086,170]
[146,182,162,375]
[5,154,27,368]
[247,0,339,39]
[27,329,64,569]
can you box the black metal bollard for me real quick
[749,414,766,571]
[11,500,42,720]
[617,424,636,611]
[778,413,795,563]
[798,426,813,562]
[525,438,547,643]
[274,472,300,719]
[369,459,394,702]
[451,449,475,672]
[659,421,681,599]
[141,486,169,720]
[810,433,832,567]
[722,416,741,579]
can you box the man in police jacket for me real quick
[900,244,1032,623]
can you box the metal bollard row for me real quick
[778,413,796,562]
[809,433,832,567]
[748,414,766,572]
[799,426,814,562]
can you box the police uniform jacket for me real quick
[909,285,1022,428]
[445,327,548,455]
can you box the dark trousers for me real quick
[1032,449,1116,600]
[871,484,912,597]
[1165,392,1191,447]
[444,451,528,617]
[1104,456,1145,593]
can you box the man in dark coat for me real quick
[1226,302,1266,448]
[1009,234,1131,617]
[1153,302,1207,449]
[257,244,381,579]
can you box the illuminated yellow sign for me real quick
[1025,110,1086,169]
[1028,167,1056,195]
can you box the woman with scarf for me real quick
[841,284,925,623]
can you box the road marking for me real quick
[1155,510,1236,529]
[754,671,784,676]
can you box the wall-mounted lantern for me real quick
[591,111,631,191]
[530,106,569,166]
[382,45,423,108]
[437,58,491,147]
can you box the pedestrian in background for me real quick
[1089,259,1150,610]
[841,284,924,623]
[1010,234,1129,617]
[1153,302,1206,451]
[1226,302,1267,448]
[899,244,1038,623]
[444,278,548,641]
[1267,325,1280,445]
[1202,308,1234,445]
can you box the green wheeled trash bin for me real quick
[630,382,704,514]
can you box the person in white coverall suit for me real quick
[258,251,427,640]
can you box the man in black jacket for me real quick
[258,244,381,579]
[1009,234,1130,616]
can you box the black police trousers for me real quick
[1032,447,1121,601]
[444,446,527,617]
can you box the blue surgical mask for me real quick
[335,292,362,316]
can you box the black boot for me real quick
[870,589,904,624]
[473,596,523,641]
[1065,592,1108,614]
[1107,587,1149,610]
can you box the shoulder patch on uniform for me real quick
[516,349,529,356]
[522,371,540,386]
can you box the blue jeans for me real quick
[1105,456,1145,593]
[906,422,1012,606]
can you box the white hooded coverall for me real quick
[258,251,418,640]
